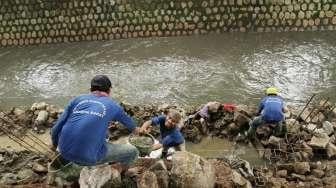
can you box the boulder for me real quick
[308,133,330,149]
[138,171,159,188]
[79,165,121,188]
[32,162,48,173]
[17,169,39,183]
[153,170,169,188]
[35,110,49,125]
[285,119,300,133]
[266,177,288,188]
[268,136,282,146]
[233,112,250,129]
[293,162,310,175]
[327,143,336,158]
[232,170,252,188]
[0,173,17,185]
[275,170,287,178]
[311,169,325,178]
[322,121,334,136]
[31,102,48,110]
[170,151,215,188]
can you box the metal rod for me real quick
[0,125,44,155]
[0,112,53,152]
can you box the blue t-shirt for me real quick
[51,94,135,165]
[258,95,284,122]
[151,115,184,147]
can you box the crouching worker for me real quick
[247,87,288,138]
[51,75,142,172]
[141,109,185,158]
[187,101,223,134]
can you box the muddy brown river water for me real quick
[0,31,335,163]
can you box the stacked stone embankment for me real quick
[0,0,335,47]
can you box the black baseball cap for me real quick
[90,75,112,91]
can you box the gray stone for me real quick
[17,169,39,183]
[311,169,325,178]
[171,151,215,188]
[308,133,330,149]
[276,170,287,178]
[327,143,336,158]
[232,170,252,188]
[32,162,48,173]
[293,162,310,175]
[0,173,17,185]
[286,119,300,133]
[322,121,334,135]
[138,171,159,188]
[79,165,121,188]
[31,102,48,110]
[35,110,49,125]
[268,136,282,146]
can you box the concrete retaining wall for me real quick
[0,0,335,46]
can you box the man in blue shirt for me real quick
[247,87,287,138]
[140,109,184,157]
[51,75,142,168]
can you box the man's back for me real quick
[260,96,284,122]
[53,94,132,165]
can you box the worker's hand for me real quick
[133,127,142,135]
[152,143,162,150]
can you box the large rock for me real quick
[138,171,159,188]
[35,110,49,125]
[322,121,334,135]
[232,170,252,188]
[170,151,215,188]
[17,169,39,183]
[285,119,300,133]
[293,162,310,175]
[308,133,330,149]
[79,165,121,188]
[327,143,336,158]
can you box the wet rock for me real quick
[31,102,48,111]
[148,160,167,171]
[327,143,336,158]
[79,165,122,188]
[170,151,215,188]
[138,171,159,188]
[34,110,49,125]
[268,136,281,146]
[17,169,39,183]
[12,107,25,116]
[233,112,250,129]
[232,170,252,188]
[293,162,310,175]
[209,160,234,188]
[286,118,300,133]
[32,162,48,173]
[308,133,330,149]
[322,121,334,136]
[311,169,325,178]
[153,170,169,188]
[322,175,336,186]
[275,170,287,178]
[266,177,288,188]
[0,173,17,185]
[291,173,306,181]
[303,123,317,132]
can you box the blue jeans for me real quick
[97,143,139,166]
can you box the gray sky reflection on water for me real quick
[0,31,335,109]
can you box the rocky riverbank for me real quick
[0,100,336,187]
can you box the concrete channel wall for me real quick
[0,0,335,47]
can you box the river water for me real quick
[0,31,335,110]
[0,31,335,162]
